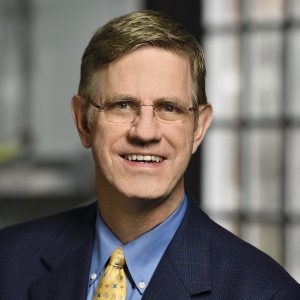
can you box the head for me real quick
[72,10,212,210]
[78,10,207,126]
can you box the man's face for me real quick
[74,47,211,202]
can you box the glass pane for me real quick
[241,129,282,213]
[287,0,300,19]
[287,29,300,118]
[204,35,241,120]
[242,222,283,264]
[286,224,300,282]
[286,129,300,214]
[242,31,283,118]
[202,0,241,26]
[244,0,285,23]
[202,128,240,212]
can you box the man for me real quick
[0,10,299,300]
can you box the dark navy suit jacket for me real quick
[0,198,299,299]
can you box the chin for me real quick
[120,188,165,201]
[115,181,163,199]
[103,172,184,203]
[117,180,181,204]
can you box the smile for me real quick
[123,154,164,163]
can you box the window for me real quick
[202,0,300,281]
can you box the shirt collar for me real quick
[92,195,187,294]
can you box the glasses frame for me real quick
[87,98,198,124]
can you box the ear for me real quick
[192,104,213,154]
[71,95,92,148]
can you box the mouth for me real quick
[122,154,164,163]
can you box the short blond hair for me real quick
[78,10,207,108]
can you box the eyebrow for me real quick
[103,94,138,103]
[154,97,185,106]
[104,94,186,105]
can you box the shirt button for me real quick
[90,273,97,280]
[139,281,146,289]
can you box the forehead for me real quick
[99,47,193,104]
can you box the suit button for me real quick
[90,273,97,280]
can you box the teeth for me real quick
[125,154,163,163]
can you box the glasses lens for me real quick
[105,111,135,122]
[104,101,136,123]
[154,102,191,123]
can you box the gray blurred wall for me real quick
[32,0,143,159]
[0,0,143,228]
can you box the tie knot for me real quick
[109,247,125,269]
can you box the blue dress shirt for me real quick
[86,195,187,300]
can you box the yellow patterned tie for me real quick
[93,247,126,300]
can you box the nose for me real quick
[128,105,162,143]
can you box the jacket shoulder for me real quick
[0,202,97,299]
[0,202,97,244]
[0,202,96,274]
[183,199,299,298]
[198,207,300,297]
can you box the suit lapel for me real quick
[29,203,97,300]
[28,199,212,299]
[143,198,212,299]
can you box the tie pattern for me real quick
[93,247,126,300]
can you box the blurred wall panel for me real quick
[31,0,142,160]
[0,0,143,228]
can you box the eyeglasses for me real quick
[87,98,197,124]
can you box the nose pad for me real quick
[136,104,156,119]
[133,105,157,125]
[129,105,162,142]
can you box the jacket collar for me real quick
[143,197,211,298]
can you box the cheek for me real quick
[167,125,195,158]
[183,123,196,147]
[90,124,109,162]
[183,136,195,162]
[90,122,127,165]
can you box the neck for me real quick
[97,189,184,244]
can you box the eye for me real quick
[107,100,135,111]
[156,102,183,114]
[115,101,130,110]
